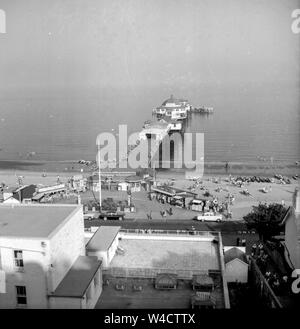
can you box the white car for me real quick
[194,213,223,222]
[83,212,99,220]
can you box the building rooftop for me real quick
[0,204,81,239]
[161,95,188,107]
[51,256,102,298]
[13,184,37,202]
[125,175,143,182]
[86,226,121,252]
[224,247,248,264]
[110,238,220,272]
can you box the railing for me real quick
[249,256,283,308]
[217,232,231,309]
[119,228,218,238]
[103,266,209,279]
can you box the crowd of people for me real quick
[251,242,290,295]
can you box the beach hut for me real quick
[191,292,216,309]
[125,175,143,192]
[155,273,178,290]
[192,274,214,291]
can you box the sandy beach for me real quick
[0,162,299,222]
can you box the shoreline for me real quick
[0,159,299,177]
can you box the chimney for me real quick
[293,187,300,213]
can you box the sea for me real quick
[0,82,299,166]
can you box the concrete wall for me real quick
[108,235,119,265]
[84,268,102,309]
[88,250,108,267]
[225,259,248,283]
[48,207,85,292]
[49,296,82,309]
[285,209,300,269]
[0,237,49,308]
[120,233,214,242]
[87,236,119,268]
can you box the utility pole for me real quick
[97,144,102,211]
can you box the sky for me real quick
[0,0,299,94]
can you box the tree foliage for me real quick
[243,203,287,241]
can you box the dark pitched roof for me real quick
[13,184,37,201]
[224,247,248,264]
[51,256,102,298]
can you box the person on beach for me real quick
[225,162,229,173]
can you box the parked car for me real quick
[83,212,99,220]
[193,213,223,222]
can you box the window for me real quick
[16,286,27,306]
[13,250,24,270]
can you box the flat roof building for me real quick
[87,226,121,267]
[89,227,230,309]
[0,204,102,309]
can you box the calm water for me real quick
[0,83,299,164]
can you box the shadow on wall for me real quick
[0,258,71,309]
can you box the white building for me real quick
[153,95,191,120]
[224,247,249,283]
[139,122,170,141]
[86,226,121,267]
[0,204,102,309]
[281,188,300,269]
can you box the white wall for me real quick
[108,235,119,265]
[120,233,214,242]
[49,296,82,309]
[48,207,85,291]
[225,259,248,283]
[285,210,300,269]
[0,237,49,308]
[2,195,20,204]
[87,235,119,267]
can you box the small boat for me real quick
[192,106,214,114]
